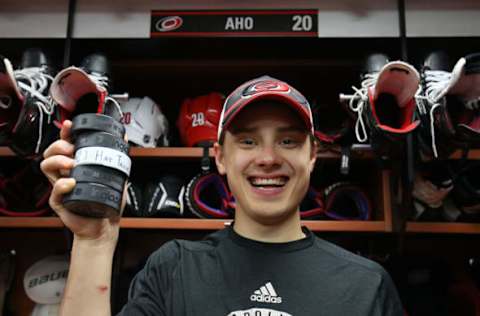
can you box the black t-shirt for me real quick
[117,226,403,315]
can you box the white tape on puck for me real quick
[74,147,131,176]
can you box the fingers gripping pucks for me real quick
[63,113,131,218]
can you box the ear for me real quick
[214,142,226,175]
[308,138,318,173]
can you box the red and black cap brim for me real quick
[218,76,313,141]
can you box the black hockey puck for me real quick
[70,165,125,193]
[71,113,125,139]
[75,131,129,154]
[63,182,123,218]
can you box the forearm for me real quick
[60,238,116,316]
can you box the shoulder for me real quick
[146,228,228,265]
[312,236,389,281]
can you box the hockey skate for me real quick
[0,48,59,158]
[340,53,420,159]
[416,51,480,159]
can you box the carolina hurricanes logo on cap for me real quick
[218,76,314,141]
[242,80,290,97]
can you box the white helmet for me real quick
[120,97,169,147]
[31,303,60,316]
[23,255,69,304]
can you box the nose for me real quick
[255,144,282,168]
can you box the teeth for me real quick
[250,177,286,186]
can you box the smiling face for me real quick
[214,100,317,229]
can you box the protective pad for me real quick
[185,173,235,218]
[125,181,143,216]
[323,182,371,220]
[142,175,186,218]
[300,187,325,219]
[0,162,51,217]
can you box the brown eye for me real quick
[280,137,299,148]
[239,138,255,146]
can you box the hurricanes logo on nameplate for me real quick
[155,16,183,32]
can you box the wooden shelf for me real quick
[406,222,480,234]
[3,218,479,234]
[0,147,15,157]
[129,147,213,159]
[304,220,387,232]
[6,218,480,234]
[0,217,387,232]
[448,150,480,160]
[0,217,63,228]
[0,146,373,159]
[3,146,480,160]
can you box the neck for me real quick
[233,209,305,243]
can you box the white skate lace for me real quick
[14,66,55,154]
[415,69,452,158]
[0,94,12,109]
[339,73,378,143]
[87,71,123,119]
[465,98,480,110]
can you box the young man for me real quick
[41,76,403,315]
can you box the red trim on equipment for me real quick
[0,207,50,217]
[152,32,317,37]
[152,10,318,16]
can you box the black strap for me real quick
[201,145,211,174]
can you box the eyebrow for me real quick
[230,125,307,135]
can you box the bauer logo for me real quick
[28,269,68,288]
[155,16,183,32]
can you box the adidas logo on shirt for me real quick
[250,282,282,304]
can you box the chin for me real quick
[247,203,298,224]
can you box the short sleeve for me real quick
[372,270,405,316]
[116,241,180,316]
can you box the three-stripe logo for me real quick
[250,282,283,304]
